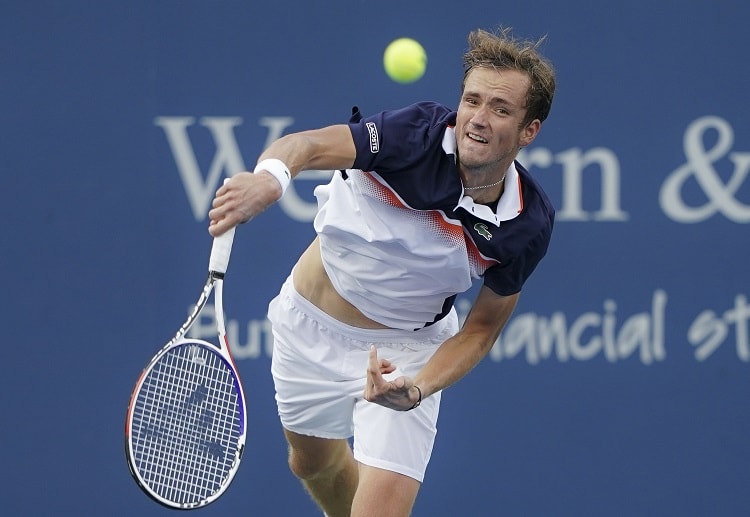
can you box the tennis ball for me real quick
[383,38,427,84]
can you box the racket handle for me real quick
[209,225,235,275]
[209,178,236,275]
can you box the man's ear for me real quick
[520,119,541,147]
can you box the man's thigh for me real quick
[352,464,420,517]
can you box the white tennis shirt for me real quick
[312,102,554,330]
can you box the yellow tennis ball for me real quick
[383,38,427,84]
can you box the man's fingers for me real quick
[368,345,379,373]
[380,360,395,374]
[369,345,397,375]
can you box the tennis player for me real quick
[209,27,556,517]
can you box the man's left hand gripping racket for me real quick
[125,224,246,509]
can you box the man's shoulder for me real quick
[401,101,456,126]
[515,161,555,217]
[349,101,456,140]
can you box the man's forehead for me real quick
[463,67,530,103]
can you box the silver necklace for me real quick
[463,174,506,191]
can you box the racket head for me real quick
[125,338,246,509]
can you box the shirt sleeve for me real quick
[348,102,452,174]
[482,214,554,296]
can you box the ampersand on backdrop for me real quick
[661,116,750,223]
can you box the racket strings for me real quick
[130,343,242,506]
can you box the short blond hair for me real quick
[463,27,556,126]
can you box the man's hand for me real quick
[208,172,283,236]
[363,346,421,411]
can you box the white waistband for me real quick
[279,275,453,345]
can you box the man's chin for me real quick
[457,154,490,171]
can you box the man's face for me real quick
[455,67,540,174]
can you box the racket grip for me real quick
[209,225,235,275]
[209,178,236,275]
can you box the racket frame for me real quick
[125,221,246,509]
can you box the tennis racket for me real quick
[125,223,246,509]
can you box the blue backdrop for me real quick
[3,1,749,515]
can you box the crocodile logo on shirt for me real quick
[474,223,492,241]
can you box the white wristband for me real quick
[254,158,291,196]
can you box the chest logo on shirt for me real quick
[474,223,493,241]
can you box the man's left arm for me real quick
[365,286,519,410]
[414,286,519,399]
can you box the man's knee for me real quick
[285,431,352,480]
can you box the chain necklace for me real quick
[462,174,506,191]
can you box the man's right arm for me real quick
[258,124,356,178]
[208,124,355,236]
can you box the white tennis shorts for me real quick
[268,276,459,482]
